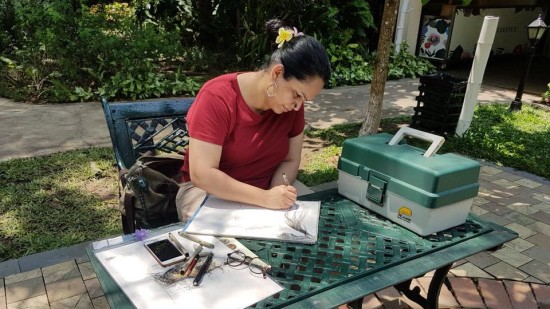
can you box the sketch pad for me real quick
[185,196,321,244]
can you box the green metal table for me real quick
[87,188,517,309]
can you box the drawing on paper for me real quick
[185,196,321,244]
[154,258,224,286]
[279,202,314,242]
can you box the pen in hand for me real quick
[282,172,289,186]
[193,252,214,286]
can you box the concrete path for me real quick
[0,78,542,161]
[1,78,549,308]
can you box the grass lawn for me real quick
[1,103,549,260]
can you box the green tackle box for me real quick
[337,127,480,235]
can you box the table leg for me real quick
[346,298,362,309]
[425,263,453,309]
[394,263,453,309]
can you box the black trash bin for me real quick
[411,73,467,135]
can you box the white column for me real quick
[395,0,410,53]
[455,16,499,137]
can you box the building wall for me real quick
[395,0,423,55]
[397,0,549,60]
[449,7,544,59]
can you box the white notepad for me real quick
[94,232,283,309]
[185,196,321,244]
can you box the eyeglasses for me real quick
[225,250,271,278]
[298,92,314,105]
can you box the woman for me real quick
[176,19,331,221]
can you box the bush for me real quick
[0,1,202,103]
[327,41,372,87]
[327,42,435,87]
[0,0,16,54]
[542,82,550,104]
[0,0,432,103]
[388,43,435,79]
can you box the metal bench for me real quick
[101,97,194,234]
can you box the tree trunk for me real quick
[359,0,399,136]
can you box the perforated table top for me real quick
[87,189,517,309]
[239,188,512,308]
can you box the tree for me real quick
[359,0,399,136]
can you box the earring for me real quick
[266,81,278,97]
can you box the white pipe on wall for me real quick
[455,16,499,137]
[395,0,410,53]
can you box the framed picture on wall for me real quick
[418,16,452,61]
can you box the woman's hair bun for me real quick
[265,19,285,35]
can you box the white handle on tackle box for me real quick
[387,127,445,157]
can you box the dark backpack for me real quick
[119,153,184,231]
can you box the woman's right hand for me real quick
[265,185,297,209]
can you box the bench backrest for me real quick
[101,98,194,170]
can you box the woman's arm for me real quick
[270,132,303,187]
[188,137,297,209]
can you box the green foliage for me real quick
[443,104,550,178]
[298,145,341,187]
[97,61,202,101]
[388,43,436,80]
[0,0,16,53]
[1,0,201,102]
[0,56,61,103]
[327,41,372,87]
[327,42,435,87]
[6,0,87,95]
[0,0,432,102]
[542,82,550,103]
[223,0,376,69]
[306,122,362,147]
[169,68,202,96]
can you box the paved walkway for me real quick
[1,78,550,308]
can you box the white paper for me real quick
[94,233,282,309]
[185,196,321,244]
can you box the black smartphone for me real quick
[144,238,187,267]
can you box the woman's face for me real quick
[269,75,325,114]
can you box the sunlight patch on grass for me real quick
[0,147,120,260]
[298,145,342,187]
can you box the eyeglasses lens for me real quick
[227,251,267,277]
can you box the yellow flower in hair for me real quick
[275,27,294,48]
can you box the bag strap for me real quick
[123,192,136,233]
[137,152,185,164]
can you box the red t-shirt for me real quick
[182,73,305,189]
